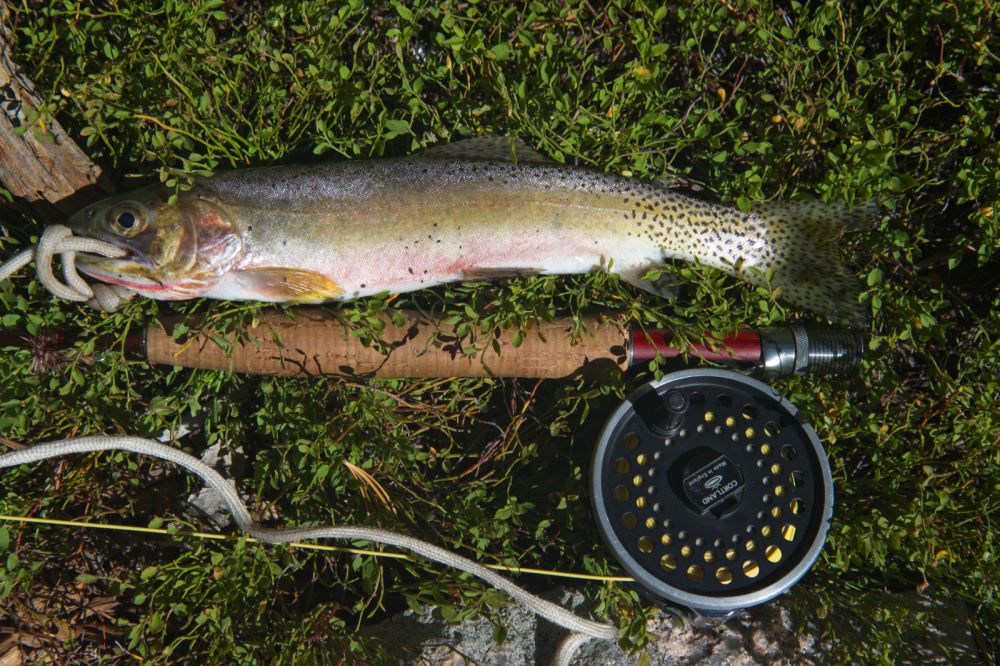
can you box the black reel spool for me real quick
[591,369,833,614]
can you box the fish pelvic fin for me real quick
[751,199,879,326]
[460,266,545,281]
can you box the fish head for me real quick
[66,184,243,299]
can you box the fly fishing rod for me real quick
[0,308,863,379]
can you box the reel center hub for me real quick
[677,451,744,518]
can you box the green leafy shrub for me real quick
[1,0,996,662]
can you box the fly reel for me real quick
[591,369,833,614]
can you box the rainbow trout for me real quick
[66,138,872,324]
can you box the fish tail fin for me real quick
[752,199,879,326]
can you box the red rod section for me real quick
[630,329,763,365]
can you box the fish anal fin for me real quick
[618,264,683,301]
[231,268,343,303]
[420,137,554,165]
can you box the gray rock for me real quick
[363,587,981,665]
[186,440,248,528]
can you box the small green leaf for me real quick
[490,43,511,60]
[391,1,413,21]
[384,119,411,136]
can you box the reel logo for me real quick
[683,454,745,514]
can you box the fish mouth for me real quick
[75,255,203,299]
[77,256,178,291]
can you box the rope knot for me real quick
[0,224,135,311]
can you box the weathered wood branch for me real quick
[0,3,110,223]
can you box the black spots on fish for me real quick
[360,283,366,288]
[408,267,414,274]
[282,240,287,246]
[247,225,253,233]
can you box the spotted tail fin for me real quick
[752,200,878,326]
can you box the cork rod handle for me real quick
[145,309,629,379]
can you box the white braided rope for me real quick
[0,436,617,663]
[0,225,134,311]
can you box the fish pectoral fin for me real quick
[420,137,555,165]
[231,268,343,302]
[618,263,684,301]
[460,266,545,282]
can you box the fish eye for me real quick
[110,206,146,236]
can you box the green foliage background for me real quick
[0,0,997,663]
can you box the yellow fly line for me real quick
[0,513,634,583]
[0,435,623,660]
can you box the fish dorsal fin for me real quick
[419,137,554,164]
